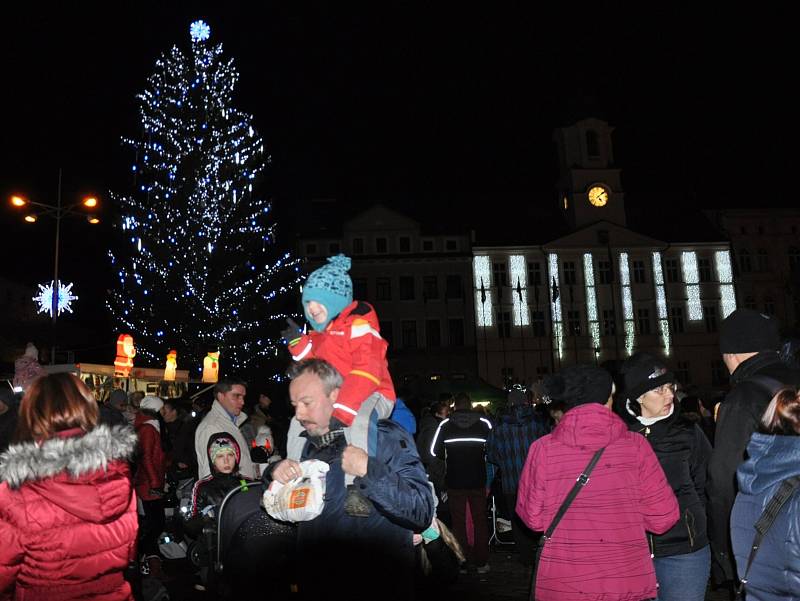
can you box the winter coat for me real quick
[287,300,396,425]
[296,420,434,601]
[731,433,800,601]
[487,404,549,495]
[194,400,255,480]
[707,351,800,581]
[431,409,492,490]
[416,414,447,496]
[134,412,166,501]
[621,404,711,557]
[0,425,138,601]
[517,403,679,601]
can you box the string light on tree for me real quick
[107,20,302,371]
[33,280,78,317]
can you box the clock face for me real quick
[587,186,609,207]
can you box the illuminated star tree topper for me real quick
[33,280,78,317]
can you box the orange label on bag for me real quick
[289,487,310,509]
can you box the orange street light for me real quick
[83,196,98,208]
[87,215,100,224]
[24,214,38,223]
[11,195,27,207]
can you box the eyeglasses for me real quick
[651,383,676,396]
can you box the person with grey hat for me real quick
[617,353,712,601]
[707,308,800,586]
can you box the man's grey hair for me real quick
[213,378,247,398]
[287,359,343,396]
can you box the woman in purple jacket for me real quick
[517,365,679,601]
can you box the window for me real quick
[305,243,317,256]
[712,360,728,387]
[493,262,508,288]
[399,237,411,252]
[665,258,680,283]
[445,239,458,252]
[676,361,690,385]
[602,309,616,336]
[789,247,800,274]
[698,258,712,283]
[376,278,392,301]
[586,130,600,157]
[744,296,757,310]
[422,239,434,252]
[399,276,415,301]
[531,311,546,337]
[528,262,542,286]
[764,297,776,316]
[633,260,647,284]
[445,275,463,299]
[567,310,582,336]
[757,249,769,272]
[401,320,417,349]
[670,306,685,333]
[352,238,364,254]
[496,310,512,338]
[353,277,368,300]
[423,276,439,301]
[329,242,341,254]
[375,237,388,254]
[598,260,612,284]
[637,308,651,335]
[448,319,464,347]
[562,261,577,285]
[426,320,441,348]
[380,321,393,348]
[739,249,752,273]
[703,305,718,333]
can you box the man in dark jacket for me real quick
[707,308,800,584]
[415,399,450,504]
[270,359,434,601]
[431,392,492,573]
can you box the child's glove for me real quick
[281,318,303,346]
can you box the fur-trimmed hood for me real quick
[0,425,137,523]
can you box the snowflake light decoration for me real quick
[190,20,211,43]
[33,280,78,317]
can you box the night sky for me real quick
[0,5,792,341]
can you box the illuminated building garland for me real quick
[681,251,703,320]
[548,253,564,359]
[716,250,737,318]
[583,253,601,352]
[509,255,529,326]
[473,256,493,327]
[651,252,671,356]
[619,252,635,355]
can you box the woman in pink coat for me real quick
[517,365,679,601]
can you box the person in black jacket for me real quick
[618,353,712,601]
[707,309,800,585]
[431,392,492,574]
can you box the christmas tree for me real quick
[108,20,301,375]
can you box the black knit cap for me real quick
[719,308,781,354]
[620,352,675,403]
[543,364,613,409]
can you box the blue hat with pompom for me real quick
[302,254,353,331]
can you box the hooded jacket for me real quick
[0,425,138,601]
[516,403,679,601]
[620,403,711,557]
[431,409,493,490]
[487,404,549,495]
[732,434,800,601]
[133,411,166,501]
[707,351,800,581]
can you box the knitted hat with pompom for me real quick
[302,254,353,331]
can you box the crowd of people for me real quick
[1,253,800,601]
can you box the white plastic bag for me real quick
[262,459,330,522]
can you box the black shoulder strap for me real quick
[737,475,800,596]
[543,447,605,540]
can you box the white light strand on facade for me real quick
[715,250,737,318]
[619,252,635,355]
[548,253,564,359]
[583,253,601,352]
[652,251,671,356]
[681,251,703,320]
[474,256,493,327]
[509,255,530,326]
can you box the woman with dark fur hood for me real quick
[0,373,138,600]
[617,352,712,601]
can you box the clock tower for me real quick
[553,118,626,230]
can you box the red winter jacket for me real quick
[0,425,138,601]
[517,403,679,601]
[288,300,395,425]
[134,412,166,501]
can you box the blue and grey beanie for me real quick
[302,254,353,331]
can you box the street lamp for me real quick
[8,169,100,364]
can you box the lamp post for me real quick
[9,169,100,364]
